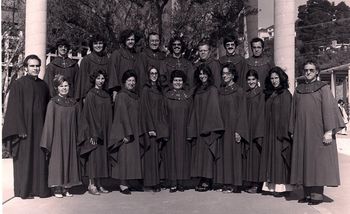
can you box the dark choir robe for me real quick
[109,89,142,180]
[219,54,248,90]
[259,89,292,184]
[164,88,192,184]
[194,58,222,88]
[243,86,265,183]
[79,88,113,178]
[2,75,50,198]
[45,57,79,97]
[136,48,166,88]
[140,83,168,187]
[74,52,108,100]
[246,56,273,89]
[188,85,224,179]
[40,96,81,188]
[107,47,138,92]
[215,84,249,186]
[160,56,195,89]
[289,82,344,187]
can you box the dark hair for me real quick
[53,74,69,92]
[338,99,344,104]
[90,70,108,88]
[119,29,136,47]
[148,32,161,41]
[170,70,187,84]
[303,59,320,72]
[56,38,70,50]
[250,37,264,49]
[246,69,259,80]
[23,54,41,67]
[122,69,137,84]
[146,66,162,91]
[223,34,238,47]
[194,64,214,87]
[221,62,238,83]
[89,34,106,52]
[168,36,185,54]
[264,66,289,99]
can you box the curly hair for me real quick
[90,69,108,89]
[221,62,238,83]
[246,69,259,81]
[53,74,69,93]
[264,66,289,99]
[168,36,186,54]
[170,70,187,84]
[56,38,70,50]
[122,69,138,84]
[89,34,106,52]
[119,29,136,47]
[194,64,214,87]
[223,34,238,47]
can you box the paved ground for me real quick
[2,134,350,214]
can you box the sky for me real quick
[258,0,350,28]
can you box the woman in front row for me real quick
[109,70,143,195]
[259,67,293,197]
[40,74,81,198]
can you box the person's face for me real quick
[251,41,263,57]
[149,68,158,82]
[222,67,234,83]
[270,72,280,88]
[247,75,258,89]
[125,34,135,49]
[172,40,182,55]
[93,41,104,53]
[198,45,210,60]
[58,45,68,57]
[304,63,319,82]
[26,59,41,76]
[199,70,208,83]
[58,81,69,97]
[95,74,105,89]
[172,77,183,89]
[149,35,160,50]
[125,76,136,90]
[225,41,236,55]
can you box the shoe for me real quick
[54,187,64,198]
[195,185,208,192]
[169,187,177,193]
[120,188,131,195]
[98,187,109,194]
[298,198,310,203]
[88,185,100,195]
[245,186,258,194]
[177,185,185,192]
[152,185,161,192]
[231,186,241,193]
[222,186,233,194]
[65,191,73,197]
[308,199,322,205]
[273,192,284,197]
[54,193,64,198]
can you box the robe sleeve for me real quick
[236,89,249,142]
[321,86,345,133]
[40,101,56,153]
[201,87,224,135]
[252,92,265,141]
[140,87,156,135]
[277,90,292,141]
[107,50,121,91]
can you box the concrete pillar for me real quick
[274,0,295,93]
[25,0,47,79]
[348,66,350,103]
[246,0,258,57]
[331,70,336,97]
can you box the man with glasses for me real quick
[194,39,221,88]
[219,35,248,89]
[289,60,344,205]
[160,36,195,89]
[246,37,274,89]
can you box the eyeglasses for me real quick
[304,69,316,73]
[225,42,235,47]
[173,43,181,47]
[150,72,158,75]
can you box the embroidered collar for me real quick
[51,57,77,68]
[52,95,76,107]
[144,48,166,60]
[219,83,240,95]
[90,88,110,98]
[246,86,263,98]
[165,88,190,100]
[88,52,108,65]
[296,81,327,94]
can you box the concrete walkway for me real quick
[2,136,350,214]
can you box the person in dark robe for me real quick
[140,66,168,192]
[107,29,139,100]
[40,75,81,198]
[109,70,142,195]
[2,55,51,199]
[219,35,248,90]
[75,34,109,101]
[78,70,112,195]
[259,66,293,196]
[160,36,195,90]
[188,64,224,192]
[136,32,166,88]
[45,39,79,97]
[163,70,192,193]
[194,40,221,88]
[289,60,344,205]
[246,38,274,89]
[243,69,265,194]
[215,63,249,193]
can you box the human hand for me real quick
[235,132,241,143]
[90,138,97,145]
[18,134,27,138]
[149,131,157,137]
[323,131,332,145]
[122,137,129,143]
[113,91,118,102]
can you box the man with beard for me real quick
[136,32,166,88]
[45,39,79,97]
[160,36,195,90]
[246,38,274,89]
[219,35,248,89]
[194,40,221,88]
